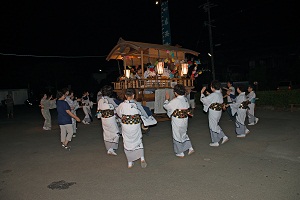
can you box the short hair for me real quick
[237,85,245,92]
[174,84,186,95]
[125,88,135,97]
[61,88,69,95]
[248,84,254,89]
[56,90,64,99]
[101,85,113,97]
[227,81,233,85]
[211,80,221,90]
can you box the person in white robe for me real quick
[116,89,147,169]
[98,85,120,156]
[163,84,195,158]
[223,81,236,121]
[65,91,80,137]
[246,85,259,125]
[81,91,93,124]
[226,85,250,138]
[200,81,229,147]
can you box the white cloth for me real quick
[246,91,257,124]
[200,90,223,112]
[98,96,120,147]
[200,90,226,143]
[230,92,247,135]
[163,95,192,153]
[230,92,246,116]
[116,100,143,151]
[154,89,174,114]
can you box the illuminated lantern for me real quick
[124,69,130,78]
[157,61,164,75]
[181,63,189,76]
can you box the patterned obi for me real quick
[99,109,114,118]
[171,109,192,118]
[121,114,141,124]
[239,100,250,109]
[209,103,223,111]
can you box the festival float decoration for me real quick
[106,38,200,114]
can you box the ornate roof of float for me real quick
[106,38,199,61]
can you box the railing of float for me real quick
[113,78,194,89]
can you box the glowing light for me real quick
[124,69,130,78]
[181,63,188,75]
[156,61,164,75]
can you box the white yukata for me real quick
[200,90,227,143]
[163,95,193,155]
[65,96,79,134]
[116,100,144,162]
[98,96,120,151]
[246,91,258,124]
[82,95,93,123]
[229,92,248,136]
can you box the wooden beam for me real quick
[141,50,144,78]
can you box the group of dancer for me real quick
[40,80,258,169]
[200,80,259,147]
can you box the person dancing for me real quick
[200,80,229,147]
[98,85,120,156]
[163,84,195,157]
[116,89,147,169]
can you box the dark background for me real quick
[1,0,299,96]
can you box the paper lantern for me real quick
[181,63,189,76]
[157,62,164,75]
[124,69,130,78]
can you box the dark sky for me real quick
[1,0,299,90]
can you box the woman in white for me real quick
[116,89,147,169]
[200,81,229,147]
[98,85,120,156]
[163,84,194,158]
[247,85,259,125]
[81,91,93,124]
[226,85,250,138]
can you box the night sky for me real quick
[1,0,299,92]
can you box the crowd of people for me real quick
[34,80,258,169]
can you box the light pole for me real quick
[201,0,216,80]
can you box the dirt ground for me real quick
[0,105,299,200]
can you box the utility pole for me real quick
[201,0,216,80]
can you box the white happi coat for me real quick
[98,96,120,143]
[116,100,143,151]
[163,95,190,143]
